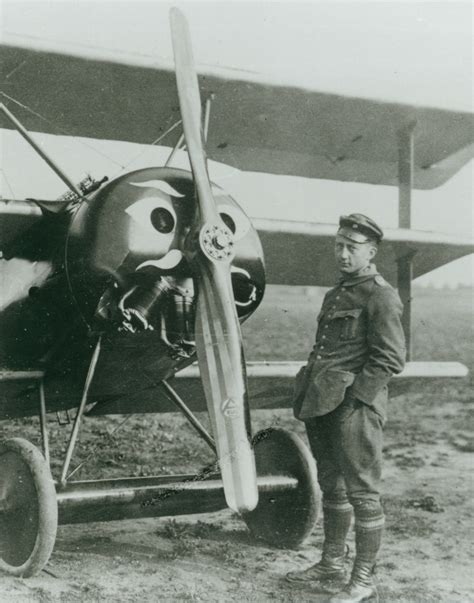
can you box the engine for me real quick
[65,167,265,359]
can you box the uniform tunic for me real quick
[294,263,406,506]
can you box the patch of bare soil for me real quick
[2,287,473,601]
[1,390,473,602]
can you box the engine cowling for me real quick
[65,167,265,352]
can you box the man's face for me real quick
[334,234,377,274]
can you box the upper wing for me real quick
[255,219,473,287]
[1,42,473,190]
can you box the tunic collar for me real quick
[338,263,379,287]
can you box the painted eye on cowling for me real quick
[126,198,176,236]
[217,204,251,241]
[150,207,175,233]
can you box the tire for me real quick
[0,437,58,577]
[243,427,320,548]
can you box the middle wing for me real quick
[255,219,473,287]
[1,201,471,285]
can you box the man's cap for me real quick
[337,214,384,243]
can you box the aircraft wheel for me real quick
[243,427,320,548]
[0,437,58,577]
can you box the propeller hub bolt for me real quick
[200,224,234,261]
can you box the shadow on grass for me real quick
[155,517,278,562]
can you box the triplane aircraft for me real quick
[0,8,472,577]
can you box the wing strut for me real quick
[0,103,82,197]
[164,93,214,167]
[397,121,416,360]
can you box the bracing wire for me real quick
[1,91,183,177]
[111,118,183,178]
[1,91,125,168]
[66,414,133,480]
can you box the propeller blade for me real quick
[169,7,217,226]
[195,262,257,513]
[169,7,258,513]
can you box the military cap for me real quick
[338,213,384,243]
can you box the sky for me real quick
[1,1,473,286]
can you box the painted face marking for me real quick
[129,180,185,197]
[126,198,177,236]
[217,204,251,241]
[135,249,184,271]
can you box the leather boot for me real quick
[328,562,377,603]
[286,549,347,585]
[286,502,352,586]
[330,500,383,601]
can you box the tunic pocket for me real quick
[331,309,362,340]
[297,367,355,419]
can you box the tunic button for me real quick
[316,355,322,360]
[324,325,329,329]
[322,335,326,339]
[336,296,340,300]
[320,346,324,350]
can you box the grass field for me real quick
[242,284,473,368]
[1,286,473,602]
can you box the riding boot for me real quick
[286,502,352,585]
[328,561,376,603]
[329,503,384,602]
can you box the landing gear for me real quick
[163,381,320,547]
[243,428,320,548]
[0,438,58,577]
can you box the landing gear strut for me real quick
[0,425,319,577]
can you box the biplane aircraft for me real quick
[1,6,473,578]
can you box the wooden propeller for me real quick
[169,8,258,513]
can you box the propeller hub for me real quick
[214,232,229,250]
[200,224,234,261]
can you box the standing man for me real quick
[287,214,406,603]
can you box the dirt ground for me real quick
[1,287,473,602]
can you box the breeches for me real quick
[305,396,384,510]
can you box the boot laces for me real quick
[350,561,374,588]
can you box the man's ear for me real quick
[368,244,378,260]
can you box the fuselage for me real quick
[0,167,265,419]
